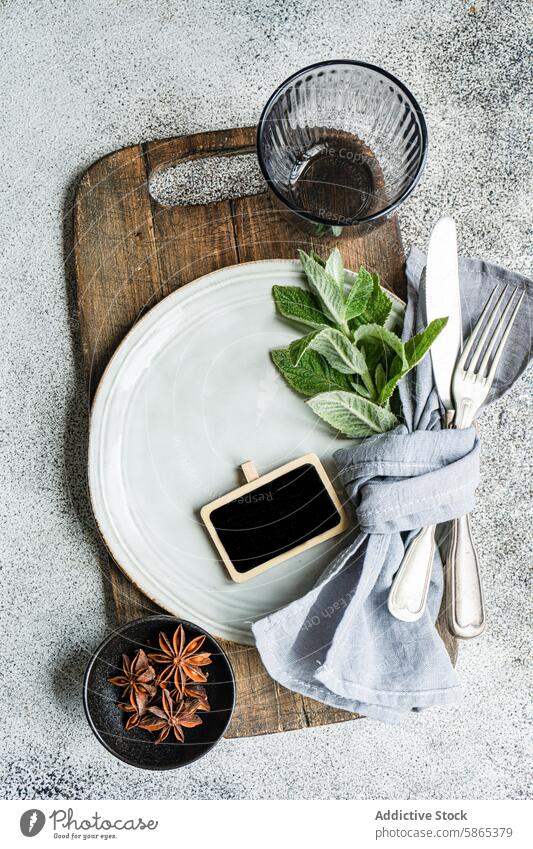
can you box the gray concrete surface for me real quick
[1,0,531,800]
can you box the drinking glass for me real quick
[257,60,428,236]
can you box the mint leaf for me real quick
[308,328,369,375]
[359,337,391,373]
[271,348,353,397]
[350,379,373,399]
[272,285,333,330]
[375,318,448,406]
[345,266,374,320]
[352,276,392,327]
[298,250,347,327]
[307,391,398,437]
[309,251,325,267]
[325,247,344,288]
[351,323,407,368]
[375,363,386,395]
[376,356,405,405]
[288,331,318,365]
[369,277,393,325]
[404,317,448,367]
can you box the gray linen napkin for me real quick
[253,248,532,723]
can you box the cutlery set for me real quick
[388,217,525,637]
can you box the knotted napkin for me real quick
[253,248,532,723]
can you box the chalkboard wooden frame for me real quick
[201,453,349,583]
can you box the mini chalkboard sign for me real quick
[201,454,349,583]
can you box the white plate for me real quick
[89,260,403,645]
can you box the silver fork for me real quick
[387,286,525,631]
[444,284,524,638]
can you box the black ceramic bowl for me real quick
[83,615,235,769]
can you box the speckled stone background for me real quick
[1,0,531,800]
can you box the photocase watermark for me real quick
[237,491,274,504]
[302,590,356,632]
[316,209,363,226]
[20,809,46,837]
[19,807,159,840]
[321,141,370,165]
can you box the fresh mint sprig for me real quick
[271,248,447,438]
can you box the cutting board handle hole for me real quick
[149,153,265,208]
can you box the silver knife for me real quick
[387,216,462,622]
[425,216,463,413]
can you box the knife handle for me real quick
[445,513,486,638]
[387,525,436,622]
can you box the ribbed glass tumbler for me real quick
[257,61,428,236]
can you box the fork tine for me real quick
[456,286,503,371]
[468,286,511,374]
[485,290,525,383]
[477,288,520,377]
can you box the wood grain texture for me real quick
[74,126,457,739]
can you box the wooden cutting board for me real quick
[74,125,457,738]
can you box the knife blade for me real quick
[425,216,463,411]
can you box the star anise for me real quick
[166,682,211,712]
[148,625,212,694]
[107,648,157,713]
[117,700,148,731]
[139,689,202,743]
